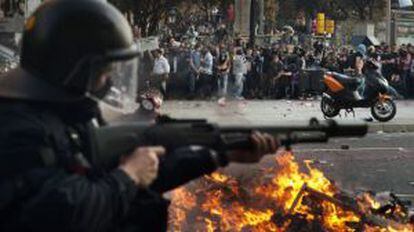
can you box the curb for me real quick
[368,123,414,133]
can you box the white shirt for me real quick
[153,55,170,75]
[170,41,181,48]
[200,52,213,75]
[233,55,247,75]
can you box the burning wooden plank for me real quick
[289,183,413,231]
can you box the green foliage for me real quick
[279,0,387,21]
[108,0,388,37]
[109,0,184,36]
[341,0,387,20]
[109,0,233,36]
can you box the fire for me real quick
[255,153,335,210]
[169,152,414,231]
[358,193,382,213]
[255,152,361,231]
[204,218,214,232]
[168,187,196,231]
[206,172,229,183]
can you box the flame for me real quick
[206,172,229,183]
[168,187,196,231]
[358,192,382,213]
[255,152,360,230]
[169,152,414,231]
[204,218,214,232]
[255,153,335,210]
[387,226,414,232]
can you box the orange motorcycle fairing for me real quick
[324,75,344,93]
[378,93,392,103]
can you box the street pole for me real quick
[386,0,391,44]
[249,0,256,47]
[258,0,264,35]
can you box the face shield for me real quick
[59,43,141,120]
[98,57,140,116]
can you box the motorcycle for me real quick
[321,71,397,122]
[136,87,163,114]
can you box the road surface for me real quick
[161,100,414,131]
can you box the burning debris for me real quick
[169,152,414,231]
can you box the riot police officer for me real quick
[0,0,278,231]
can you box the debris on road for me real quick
[217,97,226,107]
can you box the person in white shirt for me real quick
[152,49,170,97]
[186,26,199,47]
[169,37,181,48]
[200,49,213,75]
[169,37,181,74]
[232,49,247,99]
[198,47,214,98]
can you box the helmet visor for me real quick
[96,57,140,117]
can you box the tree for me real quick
[191,0,218,20]
[109,0,234,36]
[189,0,233,21]
[343,0,387,20]
[264,0,279,28]
[292,0,349,20]
[281,0,387,22]
[109,0,182,36]
[298,0,387,21]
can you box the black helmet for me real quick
[0,0,139,102]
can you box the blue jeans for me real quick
[232,74,245,98]
[357,78,366,97]
[217,73,228,97]
[188,72,198,94]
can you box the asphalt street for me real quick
[161,100,414,132]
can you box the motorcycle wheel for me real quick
[371,99,397,122]
[321,97,340,118]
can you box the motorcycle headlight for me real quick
[141,99,155,111]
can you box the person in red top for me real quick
[227,4,235,22]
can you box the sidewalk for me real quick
[161,100,414,133]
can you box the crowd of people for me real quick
[144,35,309,100]
[141,29,414,101]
